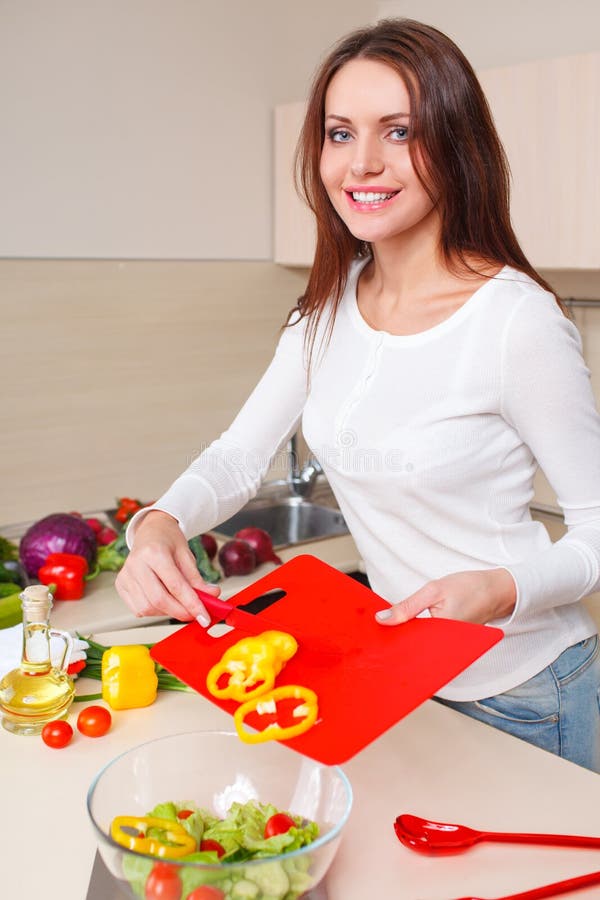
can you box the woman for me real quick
[117,19,600,770]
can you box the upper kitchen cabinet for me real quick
[479,53,600,270]
[274,53,600,269]
[274,101,314,266]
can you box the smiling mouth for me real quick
[348,190,399,202]
[344,189,401,210]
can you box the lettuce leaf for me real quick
[150,801,178,821]
[122,798,320,900]
[204,801,317,858]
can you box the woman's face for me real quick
[319,58,438,246]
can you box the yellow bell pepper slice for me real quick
[102,645,159,710]
[206,631,298,702]
[258,630,298,661]
[234,684,319,744]
[206,660,276,702]
[111,815,196,858]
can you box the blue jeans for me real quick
[436,635,600,773]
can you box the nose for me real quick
[350,136,384,178]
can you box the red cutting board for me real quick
[151,555,503,765]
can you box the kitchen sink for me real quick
[213,495,349,548]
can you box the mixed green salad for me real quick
[121,799,319,900]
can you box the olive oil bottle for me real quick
[0,585,75,735]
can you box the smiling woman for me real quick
[117,18,600,773]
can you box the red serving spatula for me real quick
[447,866,600,900]
[394,814,600,853]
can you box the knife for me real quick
[194,587,339,655]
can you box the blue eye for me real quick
[389,126,409,141]
[328,129,352,143]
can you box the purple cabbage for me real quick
[19,513,98,577]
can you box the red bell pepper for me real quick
[38,552,89,600]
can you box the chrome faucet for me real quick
[287,431,323,498]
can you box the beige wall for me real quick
[377,0,600,67]
[0,0,375,260]
[0,260,308,524]
[3,1,598,260]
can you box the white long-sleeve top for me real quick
[128,258,600,701]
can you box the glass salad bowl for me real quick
[87,730,353,900]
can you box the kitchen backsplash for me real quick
[1,261,599,525]
[0,260,309,524]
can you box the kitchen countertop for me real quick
[2,623,600,900]
[4,498,600,898]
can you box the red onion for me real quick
[19,513,98,577]
[234,527,282,565]
[218,539,256,577]
[200,533,218,561]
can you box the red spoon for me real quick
[394,814,600,854]
[447,865,600,900]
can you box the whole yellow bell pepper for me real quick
[101,645,158,710]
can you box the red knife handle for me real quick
[194,588,234,621]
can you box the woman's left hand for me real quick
[375,568,517,626]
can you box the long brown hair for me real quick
[288,18,564,370]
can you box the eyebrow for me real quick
[325,112,410,123]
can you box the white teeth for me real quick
[351,191,396,202]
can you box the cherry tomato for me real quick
[199,839,225,858]
[115,507,131,523]
[186,888,224,900]
[264,813,296,838]
[76,705,112,737]
[176,809,194,819]
[145,863,181,900]
[118,497,143,512]
[41,719,73,749]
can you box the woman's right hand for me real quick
[115,510,220,625]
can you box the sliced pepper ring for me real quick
[206,631,298,703]
[111,815,196,859]
[206,659,276,701]
[234,684,319,744]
